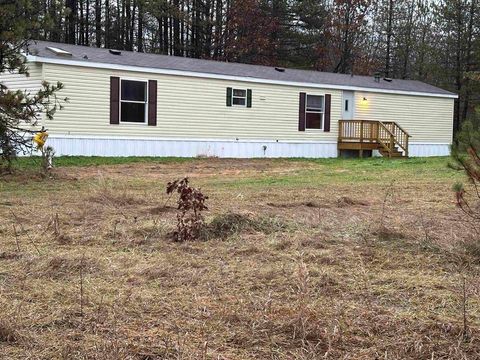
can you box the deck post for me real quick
[405,135,409,157]
[360,121,364,144]
[390,134,394,157]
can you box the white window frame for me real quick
[305,94,325,130]
[119,78,149,124]
[232,88,247,107]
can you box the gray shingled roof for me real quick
[27,40,455,96]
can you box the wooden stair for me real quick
[379,147,403,158]
[338,120,411,158]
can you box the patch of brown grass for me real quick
[34,255,101,279]
[88,175,145,207]
[202,212,291,240]
[0,321,18,343]
[1,158,479,359]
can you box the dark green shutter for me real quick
[226,87,233,106]
[247,89,252,108]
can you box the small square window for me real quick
[232,88,247,107]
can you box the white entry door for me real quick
[342,91,355,120]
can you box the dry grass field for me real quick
[1,156,479,359]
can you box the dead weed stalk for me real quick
[462,276,470,342]
[10,211,41,255]
[295,253,310,341]
[380,180,396,230]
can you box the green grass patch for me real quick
[10,156,193,169]
[3,156,462,191]
[209,157,461,189]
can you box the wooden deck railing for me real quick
[338,120,411,157]
[381,121,410,156]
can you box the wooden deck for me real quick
[338,120,411,158]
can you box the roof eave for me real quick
[26,55,459,99]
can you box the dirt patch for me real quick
[54,158,317,182]
[148,205,177,215]
[335,196,369,207]
[267,201,326,209]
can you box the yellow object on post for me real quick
[33,131,49,150]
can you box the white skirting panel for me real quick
[48,136,339,158]
[409,143,451,157]
[47,136,451,158]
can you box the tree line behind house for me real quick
[15,0,480,130]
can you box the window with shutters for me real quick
[232,88,247,106]
[120,79,148,123]
[305,94,324,129]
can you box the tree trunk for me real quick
[401,1,415,79]
[462,0,476,122]
[66,0,77,44]
[85,0,90,45]
[79,0,84,45]
[137,2,144,52]
[125,0,132,50]
[385,0,394,77]
[173,0,181,56]
[163,13,169,54]
[95,0,102,47]
[105,0,110,48]
[453,1,463,133]
[213,0,223,59]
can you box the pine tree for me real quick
[0,0,66,171]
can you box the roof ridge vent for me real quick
[274,67,285,72]
[109,49,122,55]
[46,46,72,57]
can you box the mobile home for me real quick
[2,41,457,158]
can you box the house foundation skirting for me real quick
[45,136,451,158]
[408,143,451,157]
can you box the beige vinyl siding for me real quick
[41,63,454,144]
[354,91,454,143]
[43,63,341,141]
[0,63,43,92]
[0,63,44,129]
